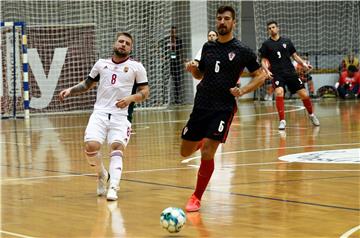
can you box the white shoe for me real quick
[106,186,119,201]
[309,114,320,126]
[278,120,286,130]
[97,170,110,196]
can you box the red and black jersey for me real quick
[259,37,296,75]
[195,38,260,111]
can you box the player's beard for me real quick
[114,48,129,58]
[217,25,232,36]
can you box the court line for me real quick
[260,169,360,172]
[0,105,304,133]
[120,177,360,212]
[181,142,360,163]
[0,230,36,238]
[340,225,360,238]
[0,167,196,182]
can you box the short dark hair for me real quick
[208,30,218,36]
[217,5,236,20]
[116,32,133,43]
[266,20,278,27]
[348,65,358,73]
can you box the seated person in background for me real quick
[294,54,316,98]
[339,53,359,73]
[336,65,360,99]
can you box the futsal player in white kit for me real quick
[59,32,150,201]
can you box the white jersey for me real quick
[89,57,148,116]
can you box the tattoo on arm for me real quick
[70,78,94,95]
[138,91,146,100]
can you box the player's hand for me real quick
[230,86,246,97]
[115,97,131,109]
[185,60,199,73]
[59,88,71,102]
[303,63,313,72]
[262,67,273,80]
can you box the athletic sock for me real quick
[302,97,313,114]
[194,159,215,200]
[109,150,123,188]
[275,96,285,121]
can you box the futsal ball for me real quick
[160,207,186,233]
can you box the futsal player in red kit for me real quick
[183,6,267,212]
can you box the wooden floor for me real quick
[1,99,360,238]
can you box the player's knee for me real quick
[85,141,101,153]
[110,141,125,151]
[180,151,191,158]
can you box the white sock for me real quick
[109,150,123,188]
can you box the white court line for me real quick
[0,230,36,238]
[0,167,196,182]
[340,225,360,238]
[181,142,360,163]
[260,169,360,172]
[0,161,291,183]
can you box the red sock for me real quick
[302,97,313,114]
[194,159,214,200]
[275,96,285,120]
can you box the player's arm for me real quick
[59,76,97,102]
[260,57,273,79]
[230,67,267,97]
[185,60,203,80]
[292,53,313,72]
[115,84,150,109]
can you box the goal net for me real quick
[1,0,244,116]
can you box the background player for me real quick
[183,5,267,212]
[59,32,150,201]
[259,20,320,130]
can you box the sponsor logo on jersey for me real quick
[183,127,188,135]
[228,52,236,61]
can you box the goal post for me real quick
[1,21,29,119]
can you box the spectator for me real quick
[336,65,360,99]
[159,26,184,104]
[339,53,359,73]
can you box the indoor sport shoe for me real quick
[106,186,119,201]
[278,120,286,130]
[97,170,110,196]
[185,194,201,212]
[309,114,320,126]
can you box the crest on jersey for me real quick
[228,52,236,61]
[124,66,129,73]
[275,80,280,86]
[282,43,287,48]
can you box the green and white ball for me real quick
[160,207,186,233]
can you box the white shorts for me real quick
[84,111,131,146]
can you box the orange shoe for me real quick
[185,194,201,212]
